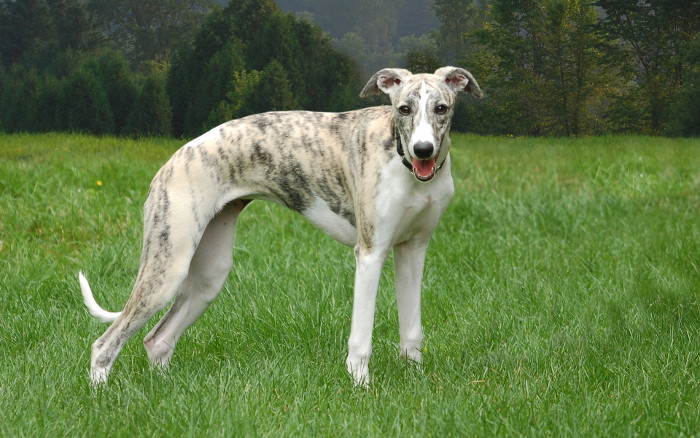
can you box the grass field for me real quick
[1,132,699,436]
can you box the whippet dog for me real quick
[79,66,483,386]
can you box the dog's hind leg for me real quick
[89,189,218,385]
[143,200,249,370]
[90,256,193,385]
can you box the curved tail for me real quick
[78,271,122,323]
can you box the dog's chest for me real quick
[299,163,452,249]
[374,159,454,245]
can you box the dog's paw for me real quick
[346,359,370,388]
[400,346,423,364]
[90,366,109,388]
[351,371,371,389]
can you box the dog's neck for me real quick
[393,125,413,172]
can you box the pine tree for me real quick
[82,51,138,133]
[666,35,700,136]
[168,0,362,136]
[37,75,65,132]
[250,60,298,113]
[124,73,172,137]
[2,68,41,132]
[183,41,246,135]
[62,69,115,135]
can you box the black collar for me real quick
[394,127,447,175]
[394,126,413,171]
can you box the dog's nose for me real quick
[413,141,434,159]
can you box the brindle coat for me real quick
[80,67,482,386]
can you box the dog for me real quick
[79,66,483,386]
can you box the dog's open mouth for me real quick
[412,158,437,181]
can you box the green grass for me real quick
[1,132,699,436]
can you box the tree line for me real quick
[451,0,700,136]
[0,0,699,137]
[0,0,363,138]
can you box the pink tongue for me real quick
[412,158,436,178]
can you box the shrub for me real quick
[62,69,115,135]
[2,68,41,133]
[124,73,172,137]
[82,52,138,133]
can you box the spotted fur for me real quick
[79,67,482,387]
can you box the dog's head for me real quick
[360,67,483,181]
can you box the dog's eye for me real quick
[435,104,448,115]
[398,105,411,115]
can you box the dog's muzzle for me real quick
[395,129,444,182]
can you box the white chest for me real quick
[374,157,454,247]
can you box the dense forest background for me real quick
[0,0,698,137]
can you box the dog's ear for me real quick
[434,66,483,100]
[360,68,413,97]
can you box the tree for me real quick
[167,48,198,137]
[290,18,361,111]
[433,0,484,64]
[0,0,102,68]
[666,34,700,136]
[249,60,298,113]
[87,0,215,66]
[540,0,611,135]
[403,42,442,74]
[0,0,51,66]
[51,0,103,54]
[124,73,172,137]
[211,69,262,122]
[168,4,248,136]
[224,0,280,47]
[82,51,138,133]
[470,0,615,135]
[397,0,440,39]
[595,0,700,132]
[335,32,370,70]
[183,41,246,135]
[247,11,305,96]
[2,68,41,132]
[36,75,64,132]
[168,0,363,136]
[62,69,115,135]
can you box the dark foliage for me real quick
[1,0,698,137]
[62,68,115,135]
[168,0,363,137]
[124,73,172,137]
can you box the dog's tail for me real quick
[78,271,122,323]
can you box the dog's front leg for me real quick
[346,246,389,387]
[393,238,430,365]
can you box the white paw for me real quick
[147,353,172,372]
[90,366,109,387]
[346,358,370,388]
[400,346,423,364]
[145,338,175,370]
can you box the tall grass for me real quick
[1,133,698,436]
